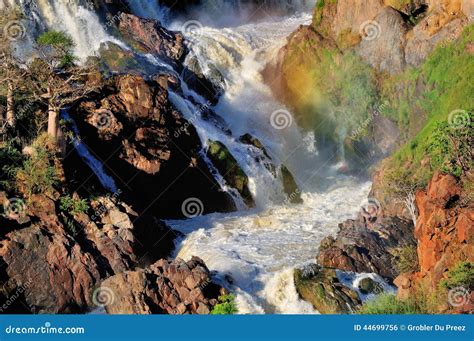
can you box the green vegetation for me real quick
[429,121,472,178]
[210,294,238,315]
[37,30,76,67]
[440,262,474,290]
[59,195,89,215]
[394,246,419,273]
[380,25,474,186]
[358,294,427,314]
[15,135,60,199]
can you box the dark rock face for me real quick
[71,74,236,218]
[182,56,225,105]
[317,216,416,281]
[281,165,303,204]
[206,140,255,207]
[294,265,361,314]
[117,13,186,68]
[102,257,224,314]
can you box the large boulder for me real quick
[0,190,176,313]
[207,140,255,207]
[317,215,416,280]
[101,257,224,314]
[117,13,186,67]
[71,75,236,218]
[294,265,361,314]
[356,7,409,74]
[394,172,473,312]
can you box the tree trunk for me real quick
[47,106,59,141]
[6,80,15,127]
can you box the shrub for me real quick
[429,121,472,178]
[440,262,474,290]
[210,294,238,315]
[395,246,419,273]
[14,136,60,198]
[358,294,427,314]
[59,195,89,215]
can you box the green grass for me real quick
[440,262,474,290]
[358,294,427,314]
[382,25,474,183]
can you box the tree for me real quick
[384,168,425,227]
[0,8,28,129]
[27,31,100,142]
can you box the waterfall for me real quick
[8,0,126,61]
[126,0,170,23]
[61,111,118,193]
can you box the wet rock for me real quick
[72,74,236,218]
[183,56,225,105]
[207,140,255,207]
[294,265,361,314]
[281,165,303,204]
[117,13,186,67]
[358,277,383,294]
[317,216,416,280]
[102,257,223,314]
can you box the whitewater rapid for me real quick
[166,14,375,314]
[12,0,382,314]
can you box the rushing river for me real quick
[165,13,374,314]
[18,0,380,314]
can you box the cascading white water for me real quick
[163,12,376,313]
[34,0,125,61]
[9,0,381,314]
[61,112,118,193]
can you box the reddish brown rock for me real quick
[395,172,474,306]
[101,257,223,314]
[317,216,416,280]
[72,74,236,218]
[117,13,186,67]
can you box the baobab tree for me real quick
[27,31,101,142]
